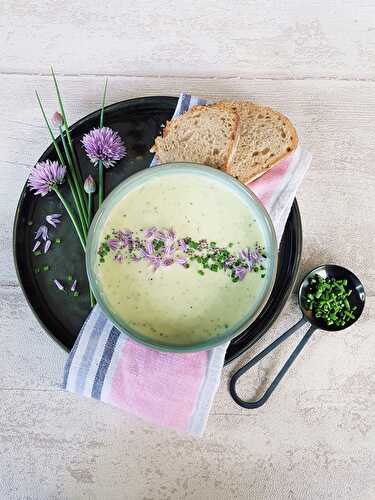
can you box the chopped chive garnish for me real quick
[34,267,40,273]
[34,250,42,256]
[97,228,267,284]
[188,240,199,250]
[67,275,73,281]
[27,221,33,226]
[55,238,61,244]
[42,265,49,272]
[73,291,79,297]
[304,274,357,328]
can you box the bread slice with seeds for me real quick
[151,104,239,169]
[211,101,298,183]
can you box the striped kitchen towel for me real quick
[63,93,312,435]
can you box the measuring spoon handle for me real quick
[230,318,316,408]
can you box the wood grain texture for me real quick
[0,289,374,499]
[1,0,375,80]
[0,298,374,499]
[1,0,375,498]
[1,393,374,500]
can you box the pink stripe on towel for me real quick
[108,340,208,431]
[248,156,292,205]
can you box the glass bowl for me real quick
[86,163,278,352]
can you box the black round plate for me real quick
[13,96,302,365]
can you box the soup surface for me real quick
[96,172,268,346]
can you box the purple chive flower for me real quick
[28,160,66,197]
[140,248,149,259]
[234,267,248,281]
[54,279,64,291]
[145,240,154,255]
[117,230,133,247]
[144,227,157,239]
[178,239,188,252]
[130,254,141,262]
[35,225,48,241]
[162,257,174,267]
[108,239,120,251]
[140,246,161,271]
[44,239,51,254]
[148,255,161,271]
[176,257,188,266]
[84,175,96,194]
[32,240,41,252]
[51,111,63,128]
[114,254,124,263]
[82,127,126,169]
[165,228,175,241]
[70,279,77,292]
[45,213,62,228]
[239,248,263,269]
[155,229,167,241]
[164,242,175,256]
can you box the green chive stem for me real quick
[36,90,87,237]
[66,175,87,241]
[97,79,108,207]
[54,188,86,251]
[100,78,108,128]
[59,125,89,228]
[98,160,104,206]
[50,67,86,205]
[35,91,66,166]
[88,192,92,224]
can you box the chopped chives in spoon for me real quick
[305,274,357,327]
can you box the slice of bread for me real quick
[151,104,239,169]
[151,100,298,184]
[211,101,298,183]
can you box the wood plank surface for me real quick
[1,1,375,80]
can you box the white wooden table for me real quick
[1,2,375,499]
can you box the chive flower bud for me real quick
[51,111,64,128]
[84,175,96,194]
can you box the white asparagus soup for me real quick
[95,172,268,346]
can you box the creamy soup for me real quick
[95,172,268,346]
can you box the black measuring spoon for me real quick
[229,265,366,409]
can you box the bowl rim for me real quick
[86,162,278,352]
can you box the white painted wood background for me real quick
[1,1,375,499]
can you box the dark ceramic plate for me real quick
[13,96,302,365]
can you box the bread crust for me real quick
[151,100,298,184]
[152,104,239,167]
[210,101,298,183]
